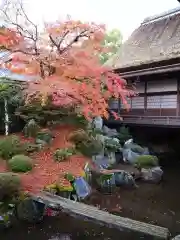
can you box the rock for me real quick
[107,152,116,165]
[122,148,141,164]
[103,126,118,137]
[16,199,45,223]
[93,116,103,130]
[114,171,136,188]
[172,235,180,240]
[141,166,163,183]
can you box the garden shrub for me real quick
[23,119,40,138]
[69,128,103,157]
[64,173,75,182]
[68,129,89,144]
[76,138,103,157]
[8,155,33,173]
[0,135,24,160]
[104,138,121,153]
[118,126,132,143]
[0,172,21,201]
[22,143,39,154]
[54,147,76,162]
[134,155,159,169]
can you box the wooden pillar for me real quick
[177,78,180,116]
[144,80,147,113]
[118,99,121,114]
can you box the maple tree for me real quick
[0,0,132,121]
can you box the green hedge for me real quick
[8,155,33,173]
[0,136,24,160]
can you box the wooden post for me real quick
[176,78,180,116]
[4,98,9,136]
[144,80,147,113]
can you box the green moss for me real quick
[8,155,33,173]
[44,183,73,193]
[57,184,73,192]
[64,173,75,182]
[134,155,159,169]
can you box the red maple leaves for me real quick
[0,16,131,120]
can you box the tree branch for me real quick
[49,29,89,55]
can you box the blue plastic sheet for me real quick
[73,177,91,200]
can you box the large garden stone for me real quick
[16,199,45,223]
[93,116,103,130]
[141,166,163,183]
[114,171,136,188]
[103,126,118,137]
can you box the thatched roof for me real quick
[106,6,180,70]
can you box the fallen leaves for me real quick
[0,125,89,193]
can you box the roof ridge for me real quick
[142,6,180,25]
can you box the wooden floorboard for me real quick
[31,192,170,239]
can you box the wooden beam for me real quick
[117,62,180,78]
[31,192,170,239]
[139,91,178,97]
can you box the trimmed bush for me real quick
[8,155,33,173]
[54,147,76,162]
[134,155,159,169]
[0,172,21,201]
[0,136,24,160]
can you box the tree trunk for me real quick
[4,98,9,136]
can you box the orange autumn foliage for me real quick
[0,13,132,119]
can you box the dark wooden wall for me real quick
[119,72,180,117]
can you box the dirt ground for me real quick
[1,162,180,239]
[86,161,180,237]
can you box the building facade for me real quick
[107,7,180,127]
